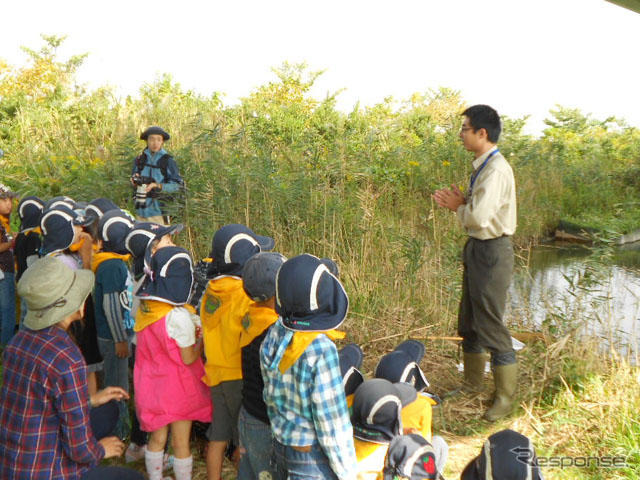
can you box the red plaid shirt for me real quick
[0,326,104,479]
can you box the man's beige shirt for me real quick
[456,146,517,240]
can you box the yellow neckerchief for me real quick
[278,329,346,373]
[0,215,10,235]
[24,227,42,235]
[239,302,278,348]
[91,251,131,273]
[135,299,196,332]
[69,236,86,252]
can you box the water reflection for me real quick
[508,243,640,360]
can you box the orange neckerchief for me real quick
[25,227,42,235]
[0,215,11,235]
[69,236,86,252]
[91,251,131,273]
[135,299,196,332]
[278,329,346,373]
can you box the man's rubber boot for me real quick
[444,352,487,398]
[484,362,517,421]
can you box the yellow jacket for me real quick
[200,276,252,387]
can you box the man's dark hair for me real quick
[462,104,501,143]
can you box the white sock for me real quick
[173,455,193,480]
[145,447,166,480]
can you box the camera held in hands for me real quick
[132,174,155,209]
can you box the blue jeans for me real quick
[272,439,339,480]
[0,272,16,346]
[238,407,274,480]
[97,336,131,439]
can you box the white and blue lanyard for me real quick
[468,149,500,198]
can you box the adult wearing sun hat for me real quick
[0,256,144,480]
[130,126,183,225]
[260,253,356,480]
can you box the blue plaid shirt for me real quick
[260,320,357,479]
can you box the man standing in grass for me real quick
[130,126,183,225]
[433,104,517,422]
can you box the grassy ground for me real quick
[94,331,638,479]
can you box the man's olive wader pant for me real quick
[458,236,516,366]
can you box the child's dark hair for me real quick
[462,104,501,143]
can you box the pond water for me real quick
[507,242,640,361]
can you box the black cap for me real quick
[461,429,544,480]
[383,434,438,480]
[339,344,365,396]
[137,246,194,305]
[210,224,274,276]
[18,196,45,232]
[140,126,170,141]
[43,196,75,212]
[276,253,348,332]
[351,378,417,444]
[40,205,86,255]
[98,210,135,254]
[375,351,430,392]
[86,198,119,221]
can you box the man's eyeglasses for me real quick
[460,126,474,132]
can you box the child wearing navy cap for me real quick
[351,378,417,480]
[375,340,448,474]
[200,224,274,479]
[134,245,212,480]
[237,251,287,480]
[0,183,18,345]
[461,429,544,480]
[260,253,357,480]
[92,209,135,438]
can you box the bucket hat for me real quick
[351,378,417,444]
[209,224,274,276]
[98,209,135,254]
[140,126,170,141]
[18,256,94,330]
[461,429,544,480]
[242,252,287,302]
[375,340,430,391]
[17,196,45,232]
[383,434,438,480]
[125,221,182,278]
[86,198,119,221]
[137,246,194,305]
[276,253,348,332]
[44,196,75,211]
[41,205,92,255]
[339,343,365,396]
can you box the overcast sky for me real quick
[2,0,639,134]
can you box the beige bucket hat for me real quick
[18,256,95,330]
